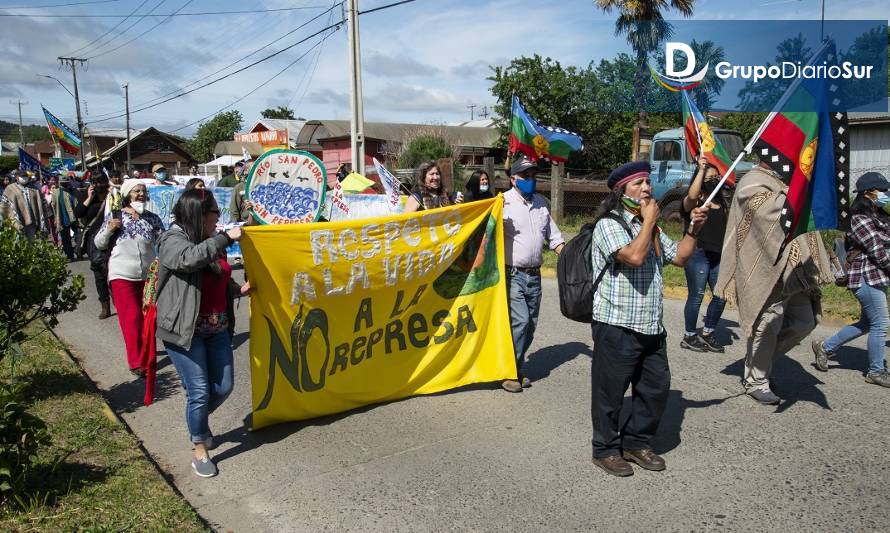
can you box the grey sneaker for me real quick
[748,388,781,405]
[680,334,709,353]
[865,370,890,388]
[519,375,532,388]
[191,456,218,478]
[812,339,831,372]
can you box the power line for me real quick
[87,0,193,59]
[65,0,151,56]
[75,0,168,57]
[0,0,123,9]
[358,0,416,16]
[85,2,342,120]
[169,29,340,134]
[0,5,331,17]
[86,18,346,125]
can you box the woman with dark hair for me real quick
[404,160,463,213]
[155,189,243,477]
[813,172,890,387]
[186,177,206,190]
[74,173,112,319]
[95,180,165,375]
[678,155,731,353]
[464,170,493,202]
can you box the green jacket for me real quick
[230,181,251,223]
[217,174,239,188]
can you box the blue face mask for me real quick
[515,177,536,198]
[875,192,890,207]
[155,171,167,181]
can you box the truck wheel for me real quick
[660,199,683,223]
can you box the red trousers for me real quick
[110,279,145,371]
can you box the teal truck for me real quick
[649,127,754,220]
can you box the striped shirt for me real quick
[591,209,678,335]
[846,213,890,289]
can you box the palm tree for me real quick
[654,39,726,111]
[595,0,695,145]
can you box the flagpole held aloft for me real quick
[702,39,833,207]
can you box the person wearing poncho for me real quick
[714,164,833,406]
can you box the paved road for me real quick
[55,260,889,532]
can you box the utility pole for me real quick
[123,83,131,173]
[467,104,477,121]
[480,106,490,119]
[10,99,28,145]
[57,56,88,170]
[346,0,365,174]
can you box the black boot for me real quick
[98,300,111,320]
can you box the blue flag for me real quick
[18,147,50,174]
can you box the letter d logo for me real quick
[666,42,696,77]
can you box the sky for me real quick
[0,0,886,137]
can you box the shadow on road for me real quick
[523,341,592,381]
[721,353,830,412]
[232,332,250,350]
[652,390,736,454]
[105,366,182,414]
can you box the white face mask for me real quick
[479,184,489,192]
[130,201,145,214]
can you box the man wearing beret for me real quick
[501,155,565,393]
[589,161,710,477]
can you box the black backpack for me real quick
[557,212,633,323]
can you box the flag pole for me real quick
[702,39,832,206]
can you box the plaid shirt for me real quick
[846,213,890,289]
[591,209,678,335]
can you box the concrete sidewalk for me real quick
[55,260,889,532]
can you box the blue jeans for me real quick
[824,283,889,375]
[506,269,542,372]
[683,248,727,334]
[164,331,234,444]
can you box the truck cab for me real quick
[648,127,753,221]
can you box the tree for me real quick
[0,220,84,365]
[260,106,296,120]
[488,53,681,171]
[185,110,243,163]
[738,34,811,112]
[397,134,453,169]
[595,0,695,135]
[714,112,769,145]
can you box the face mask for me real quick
[479,184,489,193]
[875,192,890,207]
[622,195,642,212]
[155,171,167,181]
[515,178,536,198]
[130,201,145,214]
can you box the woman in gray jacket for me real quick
[156,188,242,478]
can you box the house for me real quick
[293,120,499,180]
[84,127,196,173]
[849,111,890,189]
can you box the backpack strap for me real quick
[591,212,635,297]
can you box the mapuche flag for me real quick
[508,95,583,162]
[753,41,850,238]
[42,106,81,155]
[682,91,735,187]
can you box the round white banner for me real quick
[245,149,327,224]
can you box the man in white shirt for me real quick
[501,155,565,392]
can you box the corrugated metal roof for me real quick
[295,120,498,148]
[213,141,265,157]
[247,119,306,145]
[849,111,890,124]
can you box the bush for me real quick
[0,218,85,364]
[0,156,18,175]
[0,384,51,506]
[397,135,453,170]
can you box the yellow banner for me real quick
[241,197,514,429]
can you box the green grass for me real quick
[545,220,862,323]
[0,326,208,532]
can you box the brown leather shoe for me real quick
[501,379,522,393]
[622,448,665,471]
[98,300,111,320]
[592,454,634,477]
